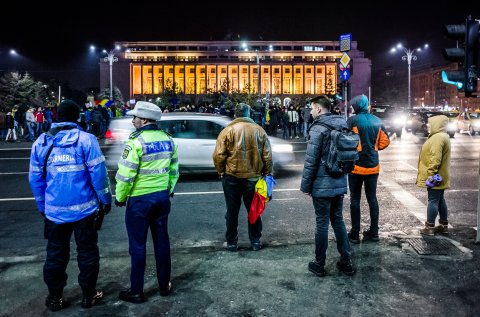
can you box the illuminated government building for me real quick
[100,40,371,104]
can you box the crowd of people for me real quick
[27,95,451,312]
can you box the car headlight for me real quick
[393,117,405,126]
[272,144,293,153]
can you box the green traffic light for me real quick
[441,71,464,89]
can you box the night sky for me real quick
[1,1,479,92]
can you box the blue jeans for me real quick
[427,188,448,224]
[26,122,35,141]
[348,173,380,234]
[125,190,171,293]
[43,214,99,297]
[312,195,351,266]
[221,174,261,245]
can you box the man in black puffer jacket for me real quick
[300,95,355,278]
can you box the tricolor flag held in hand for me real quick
[249,175,276,224]
[99,99,113,107]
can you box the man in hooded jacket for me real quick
[416,114,451,235]
[346,95,390,244]
[300,95,355,277]
[29,100,112,312]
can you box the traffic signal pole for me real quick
[477,153,480,243]
[344,82,349,119]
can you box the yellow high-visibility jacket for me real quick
[115,126,179,202]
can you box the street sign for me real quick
[340,69,351,81]
[339,60,353,75]
[340,33,352,52]
[340,52,351,68]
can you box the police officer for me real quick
[29,100,112,312]
[115,101,179,303]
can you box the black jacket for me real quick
[300,113,348,197]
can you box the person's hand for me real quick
[100,203,112,214]
[169,192,174,198]
[115,199,126,207]
[426,174,442,188]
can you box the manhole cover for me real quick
[406,237,462,256]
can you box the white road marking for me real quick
[379,177,427,224]
[0,255,38,263]
[0,188,301,202]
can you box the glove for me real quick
[169,192,174,198]
[115,199,126,207]
[100,203,112,215]
[426,174,442,188]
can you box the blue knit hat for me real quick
[235,103,251,118]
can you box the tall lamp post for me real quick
[390,43,428,108]
[242,42,262,95]
[103,46,119,100]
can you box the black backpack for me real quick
[319,123,359,176]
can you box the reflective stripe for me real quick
[138,167,169,175]
[119,158,139,169]
[30,165,42,172]
[50,164,86,173]
[99,186,110,194]
[142,152,172,162]
[46,198,97,212]
[86,155,105,168]
[115,173,135,183]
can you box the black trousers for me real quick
[43,215,99,298]
[222,174,262,245]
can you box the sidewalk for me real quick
[1,233,479,317]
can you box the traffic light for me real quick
[442,16,479,97]
[336,82,351,101]
[336,82,344,100]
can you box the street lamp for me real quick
[103,45,120,100]
[390,43,428,108]
[242,42,261,95]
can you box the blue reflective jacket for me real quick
[29,122,112,224]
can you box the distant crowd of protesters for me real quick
[0,99,326,143]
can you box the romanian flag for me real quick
[248,175,276,224]
[99,99,113,107]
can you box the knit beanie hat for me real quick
[57,100,81,123]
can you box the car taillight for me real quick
[105,129,112,139]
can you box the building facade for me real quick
[100,40,371,106]
[412,63,480,110]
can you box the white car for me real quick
[104,112,295,174]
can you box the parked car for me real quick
[104,112,295,174]
[371,106,406,137]
[456,112,480,135]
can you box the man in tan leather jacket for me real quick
[213,103,272,252]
